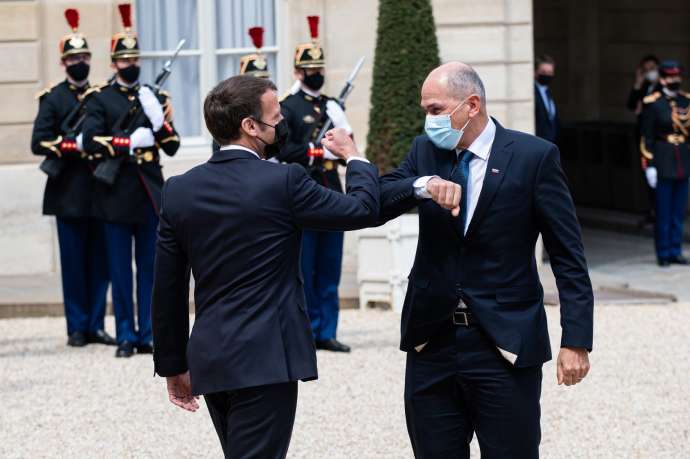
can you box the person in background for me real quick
[534,54,560,144]
[628,54,660,226]
[279,16,354,353]
[82,3,180,357]
[640,60,690,267]
[30,8,113,348]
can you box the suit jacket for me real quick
[31,80,94,218]
[379,119,593,367]
[534,84,560,144]
[82,82,180,224]
[152,149,380,395]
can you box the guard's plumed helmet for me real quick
[59,9,90,58]
[110,3,140,59]
[239,27,270,78]
[294,16,325,69]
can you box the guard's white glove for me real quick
[76,133,83,151]
[129,127,155,152]
[326,100,352,134]
[322,146,339,161]
[138,86,164,131]
[645,166,658,189]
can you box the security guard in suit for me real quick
[30,9,113,348]
[212,26,271,154]
[641,60,690,267]
[82,3,180,357]
[279,16,353,352]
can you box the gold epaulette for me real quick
[83,85,104,98]
[643,91,661,104]
[34,82,59,100]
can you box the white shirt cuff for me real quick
[413,175,437,199]
[347,156,370,164]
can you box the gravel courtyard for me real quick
[1,305,689,458]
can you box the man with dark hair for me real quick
[534,54,560,143]
[151,75,380,458]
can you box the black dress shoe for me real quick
[315,339,351,353]
[136,343,153,354]
[658,258,671,267]
[668,255,688,265]
[67,331,87,347]
[87,329,116,346]
[115,341,135,358]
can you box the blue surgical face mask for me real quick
[424,100,471,150]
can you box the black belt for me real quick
[452,308,477,327]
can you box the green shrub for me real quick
[366,0,440,172]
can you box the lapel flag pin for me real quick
[491,168,500,174]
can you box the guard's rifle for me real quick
[93,38,186,185]
[308,56,365,166]
[39,91,89,178]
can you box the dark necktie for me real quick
[451,149,474,234]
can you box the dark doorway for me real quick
[533,0,690,214]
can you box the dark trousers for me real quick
[655,178,689,260]
[204,382,298,459]
[55,217,109,336]
[405,323,542,459]
[103,204,158,345]
[301,230,344,340]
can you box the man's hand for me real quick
[322,128,360,160]
[645,166,657,189]
[557,347,590,386]
[426,177,461,217]
[166,371,199,412]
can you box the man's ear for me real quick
[240,117,257,137]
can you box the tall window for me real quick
[136,0,278,144]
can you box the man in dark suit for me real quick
[151,75,379,458]
[338,62,593,458]
[534,54,560,144]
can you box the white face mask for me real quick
[424,99,471,150]
[646,69,659,83]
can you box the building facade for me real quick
[0,0,535,299]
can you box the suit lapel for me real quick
[464,120,514,240]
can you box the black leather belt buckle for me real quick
[453,310,470,326]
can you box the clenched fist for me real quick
[321,128,360,160]
[426,177,462,217]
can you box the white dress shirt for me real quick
[414,117,496,234]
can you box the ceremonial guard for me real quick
[280,16,353,352]
[30,9,113,348]
[641,60,690,267]
[82,4,180,357]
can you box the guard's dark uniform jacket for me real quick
[31,80,97,217]
[279,90,345,193]
[82,82,180,223]
[641,90,690,179]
